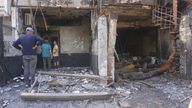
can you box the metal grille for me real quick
[24,13,32,26]
[152,5,181,32]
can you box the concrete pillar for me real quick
[91,10,98,74]
[11,7,19,40]
[97,16,108,77]
[179,15,192,79]
[0,17,3,58]
[108,13,118,81]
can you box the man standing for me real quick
[52,41,59,68]
[13,27,44,87]
[41,39,52,71]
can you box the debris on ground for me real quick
[115,56,167,80]
[0,99,9,108]
[0,67,191,108]
[118,101,131,108]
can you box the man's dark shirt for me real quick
[13,34,44,55]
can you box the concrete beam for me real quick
[21,92,115,101]
[38,71,112,80]
[101,5,152,18]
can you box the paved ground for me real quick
[0,72,192,108]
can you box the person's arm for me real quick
[49,45,52,58]
[32,36,44,49]
[12,38,22,50]
[49,45,52,54]
[35,36,44,45]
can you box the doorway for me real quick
[36,30,60,69]
[116,27,158,57]
[115,27,159,69]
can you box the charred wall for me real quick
[91,10,98,74]
[3,16,22,57]
[159,29,172,59]
[0,17,23,86]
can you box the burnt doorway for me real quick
[116,27,158,57]
[115,27,159,70]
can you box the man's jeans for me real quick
[23,55,37,86]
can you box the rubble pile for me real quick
[116,56,162,69]
[115,56,165,80]
[36,75,114,94]
[29,67,112,94]
[0,99,9,108]
[55,67,94,75]
[0,76,25,108]
[143,74,192,103]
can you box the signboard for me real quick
[16,0,90,8]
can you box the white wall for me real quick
[0,0,11,16]
[60,18,91,54]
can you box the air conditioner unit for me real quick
[24,13,32,25]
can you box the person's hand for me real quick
[32,45,38,49]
